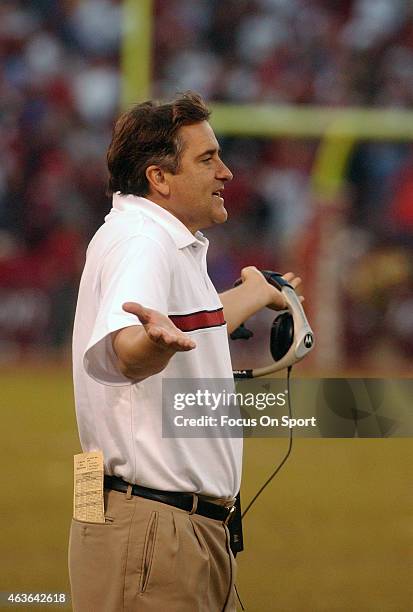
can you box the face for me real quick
[164,121,233,233]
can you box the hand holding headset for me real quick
[231,270,315,379]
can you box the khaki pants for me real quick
[68,489,237,612]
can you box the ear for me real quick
[145,165,170,197]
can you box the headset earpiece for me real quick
[270,312,294,361]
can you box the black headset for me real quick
[231,270,315,379]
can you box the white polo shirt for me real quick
[72,193,242,498]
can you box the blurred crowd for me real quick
[0,0,412,370]
[155,0,413,107]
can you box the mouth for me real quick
[212,188,224,200]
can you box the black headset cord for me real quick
[235,366,294,612]
[241,365,294,520]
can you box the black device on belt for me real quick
[104,475,243,555]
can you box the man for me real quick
[69,91,301,611]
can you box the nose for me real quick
[217,159,233,182]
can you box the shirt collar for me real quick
[107,193,208,250]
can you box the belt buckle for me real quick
[224,504,236,526]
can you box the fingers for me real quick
[122,302,152,324]
[282,272,302,290]
[241,269,302,287]
[281,273,305,305]
[147,326,196,352]
[290,278,302,290]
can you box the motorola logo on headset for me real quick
[304,333,314,349]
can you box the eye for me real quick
[202,157,213,163]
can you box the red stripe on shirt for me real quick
[169,308,225,332]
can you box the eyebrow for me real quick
[196,147,222,159]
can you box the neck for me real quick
[145,195,199,235]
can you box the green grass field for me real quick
[1,367,411,611]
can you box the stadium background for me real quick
[0,1,411,610]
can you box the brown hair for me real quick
[107,91,211,196]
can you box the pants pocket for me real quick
[139,510,159,593]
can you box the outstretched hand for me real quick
[122,302,196,352]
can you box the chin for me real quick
[213,209,228,225]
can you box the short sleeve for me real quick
[84,235,172,385]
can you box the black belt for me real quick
[104,475,236,525]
